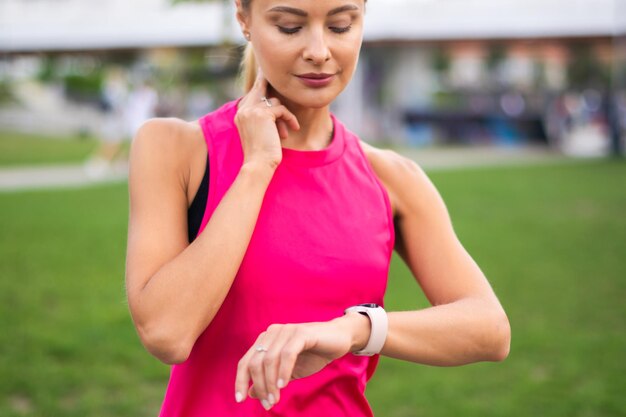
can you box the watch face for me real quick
[360,303,379,308]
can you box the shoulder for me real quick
[358,140,442,220]
[131,117,203,160]
[129,117,206,198]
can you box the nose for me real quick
[302,28,331,65]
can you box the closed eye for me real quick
[330,25,352,34]
[276,25,353,35]
[277,26,302,35]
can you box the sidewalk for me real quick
[402,143,567,170]
[0,160,128,192]
[0,145,568,192]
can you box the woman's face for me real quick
[237,0,365,109]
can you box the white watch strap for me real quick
[344,305,388,356]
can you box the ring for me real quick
[261,96,272,108]
[255,345,269,352]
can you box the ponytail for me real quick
[239,41,257,93]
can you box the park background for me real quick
[1,0,625,416]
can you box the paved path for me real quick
[0,145,569,192]
[400,143,566,170]
[0,161,128,192]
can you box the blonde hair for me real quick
[238,0,256,93]
[240,42,257,94]
[238,0,367,93]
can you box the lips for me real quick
[298,73,334,79]
[295,72,336,88]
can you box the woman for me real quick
[125,0,511,416]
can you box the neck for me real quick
[275,94,334,151]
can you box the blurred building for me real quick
[0,0,622,154]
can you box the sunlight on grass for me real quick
[0,159,624,416]
[0,131,102,166]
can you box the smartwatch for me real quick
[343,303,388,356]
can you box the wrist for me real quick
[240,160,276,182]
[337,311,371,353]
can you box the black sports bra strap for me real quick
[187,156,209,242]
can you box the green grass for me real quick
[371,158,626,417]
[1,159,625,416]
[0,131,100,166]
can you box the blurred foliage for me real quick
[567,44,610,90]
[182,48,220,87]
[432,90,465,110]
[432,47,451,75]
[485,44,508,90]
[36,56,59,84]
[32,54,110,104]
[143,46,240,112]
[486,44,507,73]
[63,71,104,103]
[532,59,548,91]
[0,79,16,106]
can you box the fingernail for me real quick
[235,392,243,403]
[268,393,275,405]
[261,399,271,410]
[277,378,285,388]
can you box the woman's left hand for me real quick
[234,318,354,410]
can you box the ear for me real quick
[235,2,250,35]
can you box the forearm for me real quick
[134,162,275,362]
[340,298,510,366]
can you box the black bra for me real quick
[187,157,209,242]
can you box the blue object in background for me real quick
[488,118,523,147]
[406,123,435,147]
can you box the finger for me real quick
[251,67,268,98]
[235,351,255,403]
[262,325,297,406]
[248,383,259,399]
[263,97,280,108]
[259,328,286,407]
[251,324,291,409]
[276,119,288,140]
[277,331,308,390]
[248,350,271,409]
[255,88,300,134]
[245,330,277,409]
[236,331,271,404]
[270,105,300,132]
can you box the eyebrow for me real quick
[267,4,360,17]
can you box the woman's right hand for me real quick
[235,68,300,170]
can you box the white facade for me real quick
[0,0,237,52]
[0,0,620,145]
[0,0,619,52]
[364,0,617,40]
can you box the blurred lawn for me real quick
[0,131,100,166]
[0,159,624,417]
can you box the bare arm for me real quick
[126,70,300,365]
[338,146,510,366]
[228,145,510,410]
[125,119,275,364]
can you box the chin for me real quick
[300,96,336,109]
[279,87,343,110]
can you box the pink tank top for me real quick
[158,98,395,417]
